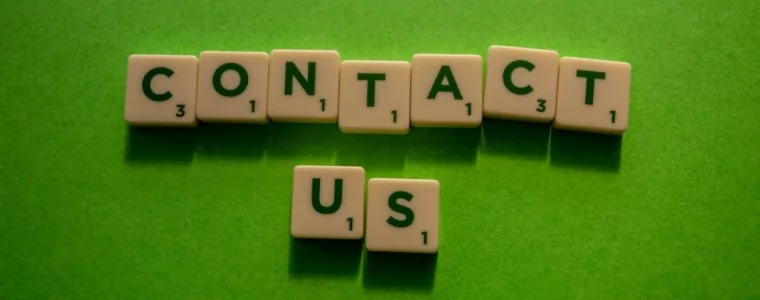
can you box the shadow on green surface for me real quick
[549,129,622,172]
[288,238,363,278]
[195,123,267,160]
[362,251,437,292]
[258,124,478,168]
[481,118,550,160]
[336,134,407,171]
[124,127,197,164]
[124,122,481,167]
[406,127,480,165]
[265,123,343,160]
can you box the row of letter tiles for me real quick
[124,47,631,134]
[291,165,439,254]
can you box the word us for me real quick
[125,46,631,135]
[291,165,439,253]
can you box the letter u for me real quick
[311,178,343,214]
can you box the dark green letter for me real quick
[213,63,248,97]
[503,60,535,95]
[427,65,463,100]
[285,62,316,95]
[576,70,606,105]
[386,191,414,228]
[142,67,173,101]
[357,73,386,107]
[311,178,342,214]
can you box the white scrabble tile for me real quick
[196,51,269,123]
[124,55,198,127]
[554,57,631,135]
[338,60,410,134]
[267,50,340,123]
[484,45,559,123]
[365,178,440,253]
[411,54,483,127]
[291,165,366,239]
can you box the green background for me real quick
[1,0,759,299]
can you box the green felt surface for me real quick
[1,0,759,299]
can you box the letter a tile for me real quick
[411,54,482,127]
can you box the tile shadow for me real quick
[195,123,267,160]
[406,127,480,165]
[481,118,550,160]
[265,123,343,160]
[363,250,437,292]
[335,134,407,171]
[549,128,622,172]
[124,126,197,164]
[288,238,363,278]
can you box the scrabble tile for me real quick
[484,45,559,122]
[554,57,631,134]
[291,165,366,239]
[411,54,483,127]
[124,55,198,127]
[339,60,410,134]
[267,50,340,123]
[365,178,440,253]
[196,51,269,123]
